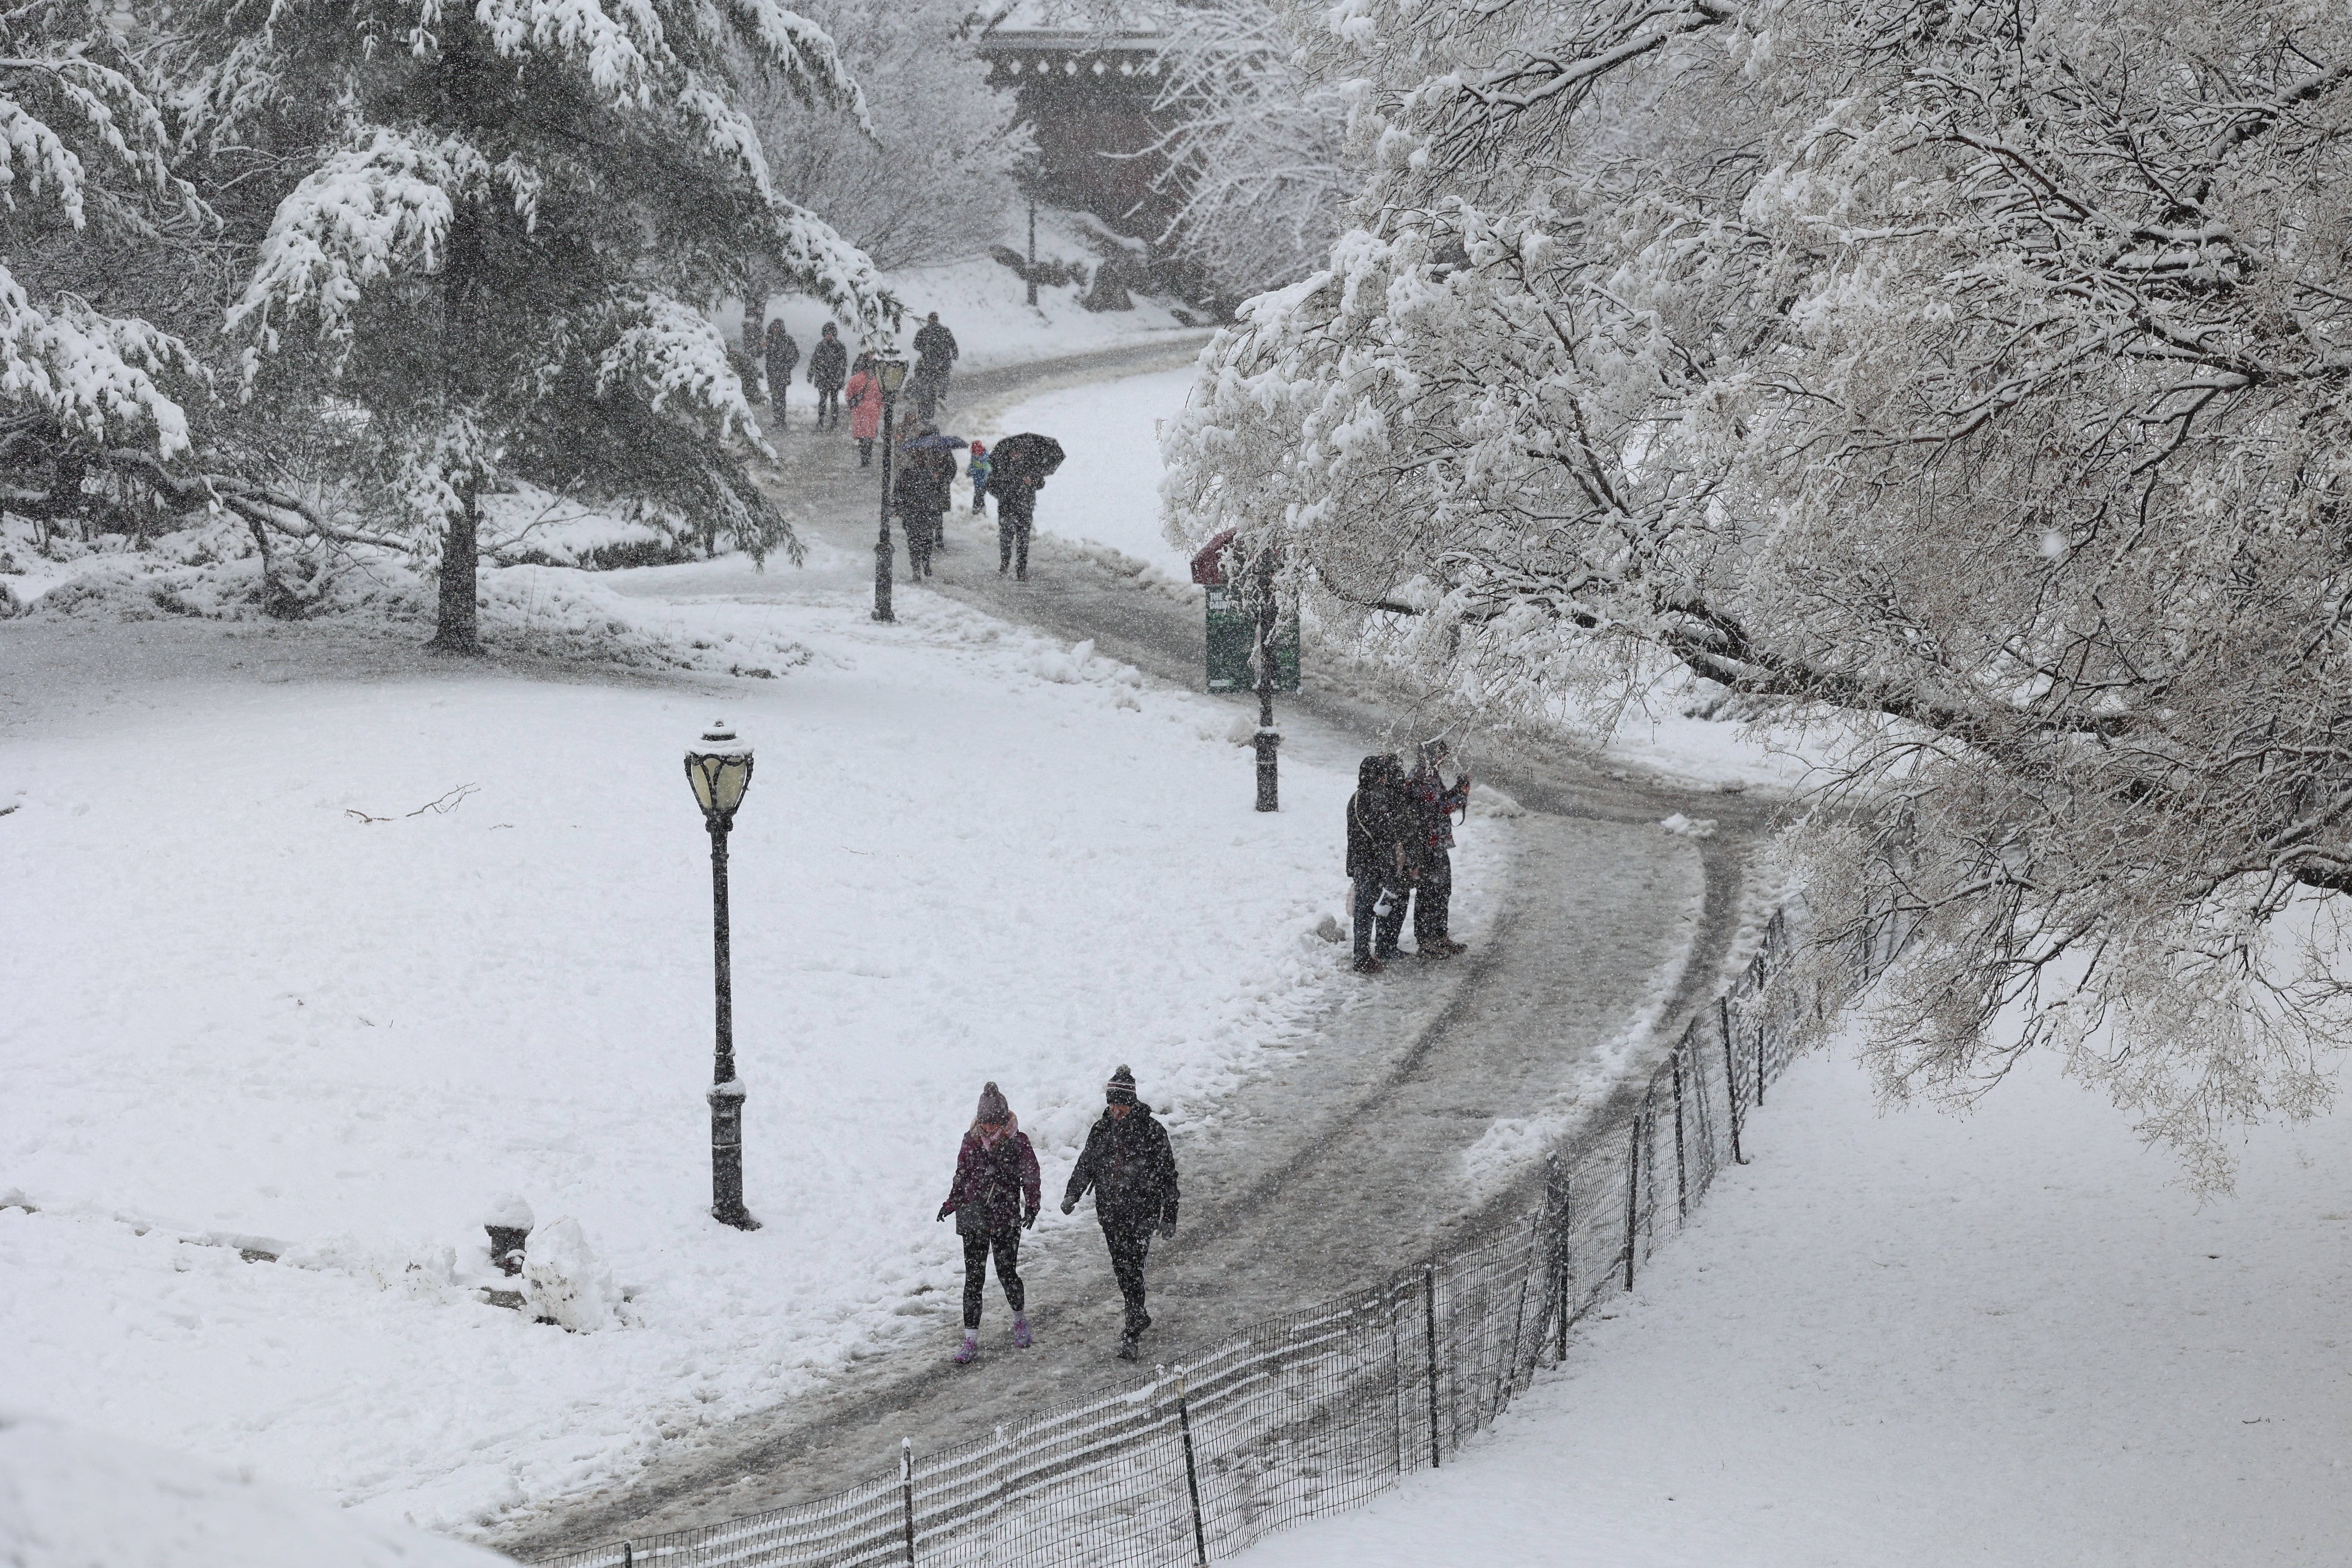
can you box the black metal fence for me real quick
[536,908,1839,1568]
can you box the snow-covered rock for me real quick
[520,1217,627,1334]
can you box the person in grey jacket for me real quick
[1060,1065,1180,1360]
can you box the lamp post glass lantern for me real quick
[684,720,760,1231]
[873,355,910,624]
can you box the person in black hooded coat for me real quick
[1060,1064,1180,1358]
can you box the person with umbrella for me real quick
[988,431,1064,583]
[893,426,957,578]
[902,429,967,557]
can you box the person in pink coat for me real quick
[845,353,884,466]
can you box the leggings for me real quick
[963,1230,1025,1329]
[816,386,841,426]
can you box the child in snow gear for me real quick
[809,324,848,428]
[1403,739,1473,956]
[1346,754,1415,972]
[845,354,882,466]
[1060,1066,1180,1360]
[967,441,991,514]
[762,320,799,425]
[938,1081,1043,1362]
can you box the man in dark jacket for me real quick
[808,324,848,429]
[1346,754,1414,973]
[913,311,958,395]
[762,320,799,425]
[1060,1065,1180,1360]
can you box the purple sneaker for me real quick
[1013,1315,1032,1349]
[954,1332,978,1365]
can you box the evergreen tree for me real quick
[198,0,894,652]
[1,0,202,475]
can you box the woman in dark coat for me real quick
[892,436,955,579]
[937,1081,1043,1363]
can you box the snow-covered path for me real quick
[514,346,1772,1555]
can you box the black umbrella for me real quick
[991,432,1066,485]
[902,433,967,451]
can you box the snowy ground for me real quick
[0,567,1385,1537]
[1228,1038,2352,1568]
[0,1409,513,1568]
[983,368,1201,579]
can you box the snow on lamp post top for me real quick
[684,720,754,827]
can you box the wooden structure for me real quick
[975,20,1175,240]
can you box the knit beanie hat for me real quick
[1106,1066,1137,1106]
[975,1081,1011,1125]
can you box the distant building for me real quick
[976,10,1175,243]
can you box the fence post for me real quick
[1497,1213,1537,1422]
[1173,1367,1210,1568]
[1721,994,1746,1165]
[900,1436,916,1566]
[1752,956,1768,1105]
[1422,1263,1442,1470]
[1389,1275,1405,1476]
[1548,1156,1572,1364]
[1671,1049,1688,1221]
[622,1547,633,1568]
[991,1423,1011,1560]
[1622,1112,1641,1292]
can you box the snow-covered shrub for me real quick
[521,1217,630,1334]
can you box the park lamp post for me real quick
[1246,550,1281,812]
[684,720,760,1231]
[873,355,910,624]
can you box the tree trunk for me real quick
[428,483,482,653]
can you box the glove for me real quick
[1060,1199,1075,1216]
[1023,1207,1039,1231]
[936,1204,950,1222]
[1158,1220,1177,1239]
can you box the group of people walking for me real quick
[751,308,1054,582]
[937,1067,1181,1364]
[1345,738,1473,974]
[753,311,958,441]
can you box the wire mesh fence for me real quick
[535,908,1861,1568]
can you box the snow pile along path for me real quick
[1228,1043,2352,1568]
[0,586,1357,1537]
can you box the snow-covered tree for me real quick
[742,0,1023,274]
[1141,0,1352,304]
[1166,0,2352,1178]
[1,0,203,472]
[194,0,894,651]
